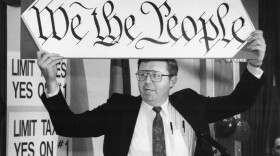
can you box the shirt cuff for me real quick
[247,63,263,79]
[45,87,60,98]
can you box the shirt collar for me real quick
[141,99,169,117]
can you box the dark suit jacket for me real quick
[41,69,265,156]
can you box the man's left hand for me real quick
[247,30,266,67]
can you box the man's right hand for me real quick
[37,50,63,94]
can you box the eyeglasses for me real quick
[136,70,173,82]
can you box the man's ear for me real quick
[170,76,177,88]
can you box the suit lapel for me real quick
[119,96,142,156]
[170,91,213,156]
[169,91,204,133]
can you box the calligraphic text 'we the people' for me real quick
[22,0,255,58]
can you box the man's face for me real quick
[273,138,280,156]
[138,61,176,107]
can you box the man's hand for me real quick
[247,30,266,67]
[37,50,63,94]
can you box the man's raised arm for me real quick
[246,30,266,77]
[37,50,63,96]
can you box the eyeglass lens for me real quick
[137,71,162,82]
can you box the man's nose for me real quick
[145,73,153,83]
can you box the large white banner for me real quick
[21,0,255,58]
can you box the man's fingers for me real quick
[41,53,60,63]
[248,45,265,52]
[247,36,265,44]
[246,31,266,53]
[37,51,60,63]
[250,30,263,36]
[247,39,265,49]
[246,30,266,63]
[37,51,43,59]
[39,55,63,69]
[38,51,61,66]
[44,56,63,65]
[247,33,265,44]
[48,58,63,68]
[37,50,48,62]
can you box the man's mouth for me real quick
[144,89,154,93]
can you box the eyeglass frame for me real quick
[135,70,175,82]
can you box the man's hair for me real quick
[275,136,280,144]
[137,59,178,76]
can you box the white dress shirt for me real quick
[127,99,196,156]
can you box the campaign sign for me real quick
[7,112,72,156]
[21,0,255,58]
[7,51,67,106]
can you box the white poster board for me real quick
[7,112,71,156]
[6,51,70,156]
[21,0,255,58]
[7,52,67,106]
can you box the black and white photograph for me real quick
[0,0,279,156]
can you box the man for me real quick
[37,30,266,156]
[272,137,280,156]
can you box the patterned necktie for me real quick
[152,107,166,156]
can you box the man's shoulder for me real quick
[104,93,142,111]
[110,92,137,98]
[171,88,200,98]
[108,93,140,103]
